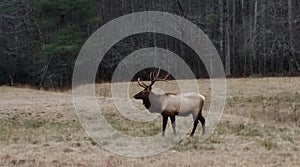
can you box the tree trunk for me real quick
[225,0,231,76]
[8,73,14,86]
[225,28,231,76]
[219,0,224,65]
[242,0,247,76]
[232,0,236,76]
[252,0,258,74]
[288,0,293,74]
[39,58,51,88]
[262,0,267,75]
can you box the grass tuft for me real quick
[261,139,278,150]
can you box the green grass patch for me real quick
[261,139,278,150]
[216,122,263,137]
[0,117,82,143]
[103,112,161,137]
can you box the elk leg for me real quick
[170,115,177,135]
[162,115,168,137]
[190,120,199,137]
[199,114,205,135]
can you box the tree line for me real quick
[0,0,300,88]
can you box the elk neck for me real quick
[145,91,166,112]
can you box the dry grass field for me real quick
[0,77,299,166]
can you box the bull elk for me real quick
[133,68,205,137]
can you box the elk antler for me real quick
[137,68,169,88]
[148,68,169,87]
[137,78,148,88]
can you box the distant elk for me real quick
[133,68,205,137]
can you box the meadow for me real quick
[0,77,299,166]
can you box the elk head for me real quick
[134,68,169,109]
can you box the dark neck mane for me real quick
[142,98,151,109]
